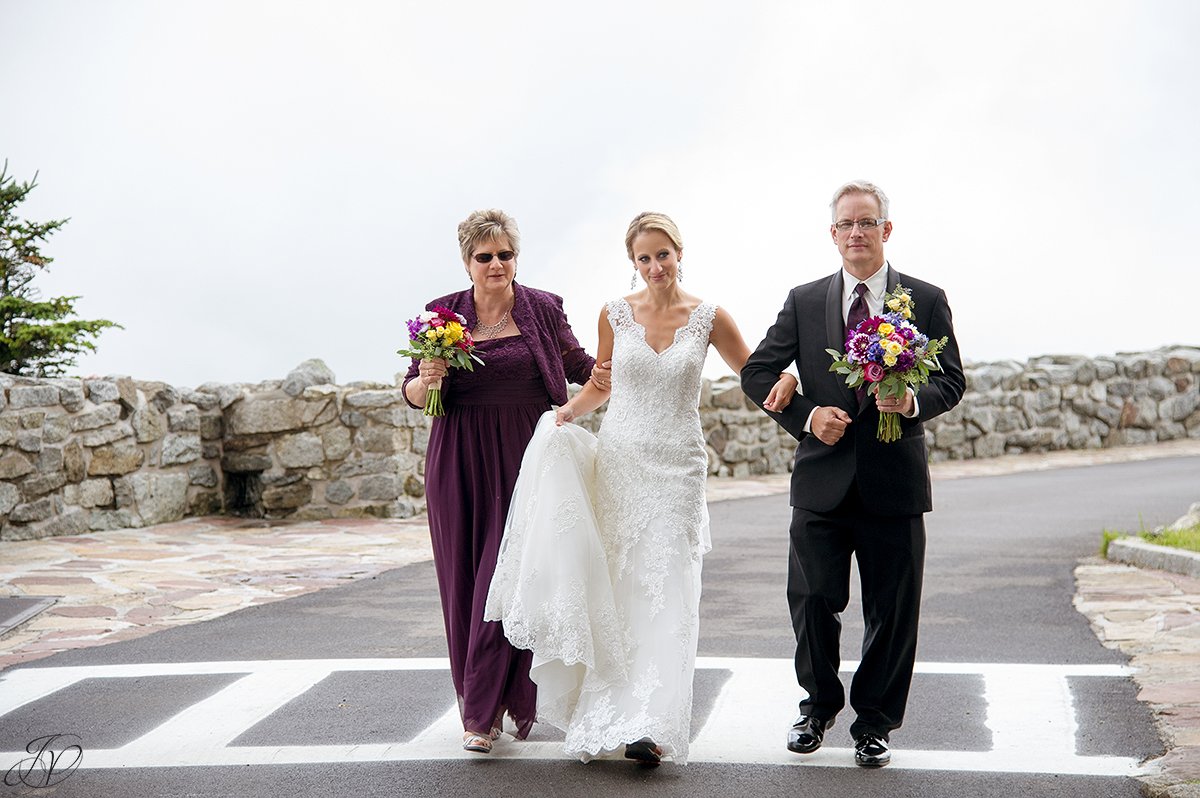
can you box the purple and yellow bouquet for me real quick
[397,307,484,416]
[826,285,948,442]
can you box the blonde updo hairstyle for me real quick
[457,208,521,264]
[624,211,684,261]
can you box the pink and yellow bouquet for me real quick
[826,285,948,443]
[397,307,484,416]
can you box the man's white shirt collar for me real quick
[843,261,889,305]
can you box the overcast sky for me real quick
[3,1,1196,388]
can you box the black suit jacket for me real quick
[741,267,965,517]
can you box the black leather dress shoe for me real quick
[786,715,830,754]
[853,732,891,767]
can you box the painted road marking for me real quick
[0,657,1142,775]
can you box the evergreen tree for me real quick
[0,161,119,376]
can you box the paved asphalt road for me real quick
[2,455,1197,798]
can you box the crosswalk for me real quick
[0,657,1143,776]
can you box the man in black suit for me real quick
[740,181,964,767]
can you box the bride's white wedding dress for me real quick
[485,298,715,763]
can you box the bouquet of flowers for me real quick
[826,285,948,443]
[397,307,484,416]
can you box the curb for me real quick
[1107,537,1200,579]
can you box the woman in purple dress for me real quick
[402,209,599,754]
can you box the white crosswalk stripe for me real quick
[0,657,1142,776]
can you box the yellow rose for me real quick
[902,308,912,319]
[883,339,903,356]
[425,329,438,340]
[877,322,894,336]
[884,353,898,367]
[886,299,901,311]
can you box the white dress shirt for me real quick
[801,262,918,433]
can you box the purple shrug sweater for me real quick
[402,281,594,408]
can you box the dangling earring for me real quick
[677,263,684,283]
[630,270,638,290]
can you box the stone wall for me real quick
[1,346,1196,540]
[0,361,428,541]
[922,346,1200,461]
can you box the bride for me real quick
[485,212,796,765]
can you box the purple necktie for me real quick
[847,282,870,335]
[848,283,870,403]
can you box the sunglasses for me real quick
[473,250,516,264]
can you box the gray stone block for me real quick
[18,410,46,429]
[37,509,90,538]
[276,432,325,468]
[0,483,21,515]
[262,481,313,510]
[303,399,338,427]
[222,452,273,473]
[228,398,306,435]
[181,389,220,410]
[0,452,36,480]
[132,405,167,443]
[78,479,115,508]
[1160,392,1200,423]
[200,413,223,441]
[88,444,145,476]
[88,509,141,531]
[16,430,43,453]
[59,383,86,412]
[70,403,122,431]
[188,465,219,488]
[10,385,62,408]
[138,381,180,412]
[167,405,200,432]
[403,474,425,498]
[81,424,134,447]
[161,433,202,465]
[344,389,406,409]
[321,426,353,461]
[82,379,121,403]
[334,455,399,479]
[359,475,400,501]
[283,358,337,397]
[356,427,396,454]
[63,442,85,483]
[10,496,55,522]
[128,472,188,525]
[43,414,70,443]
[325,481,354,505]
[114,377,139,411]
[188,491,223,516]
[339,410,367,428]
[20,471,67,498]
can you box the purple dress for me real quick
[424,334,547,737]
[404,284,593,737]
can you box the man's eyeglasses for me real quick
[473,251,516,264]
[833,218,886,232]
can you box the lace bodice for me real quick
[596,299,716,577]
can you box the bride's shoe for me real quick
[624,738,662,767]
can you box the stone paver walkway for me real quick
[0,516,431,670]
[1077,561,1200,797]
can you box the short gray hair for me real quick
[457,209,521,263]
[830,181,890,221]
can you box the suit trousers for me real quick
[788,483,925,740]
